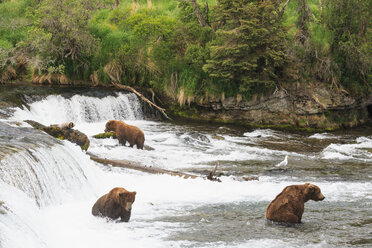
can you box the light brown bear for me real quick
[266,183,325,223]
[92,187,136,222]
[105,120,145,149]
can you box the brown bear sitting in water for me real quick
[92,187,136,222]
[105,120,145,149]
[266,183,325,223]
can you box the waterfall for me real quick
[0,143,95,207]
[12,92,144,124]
[0,122,96,206]
[0,122,100,248]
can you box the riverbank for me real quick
[1,82,372,132]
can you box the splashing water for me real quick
[0,90,372,248]
[11,92,144,124]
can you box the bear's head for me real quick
[105,120,116,132]
[117,191,136,212]
[304,183,325,201]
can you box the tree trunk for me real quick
[188,0,207,27]
[116,0,119,7]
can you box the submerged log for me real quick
[24,120,90,151]
[89,154,200,180]
[90,154,259,182]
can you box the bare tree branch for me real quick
[111,82,172,120]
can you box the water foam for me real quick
[11,92,144,124]
[322,136,372,161]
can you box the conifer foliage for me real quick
[203,0,288,95]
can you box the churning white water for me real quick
[11,92,144,125]
[1,91,372,248]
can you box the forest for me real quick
[0,0,371,105]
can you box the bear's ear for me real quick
[308,184,316,189]
[118,192,126,198]
[133,191,136,195]
[306,183,317,193]
[304,182,310,186]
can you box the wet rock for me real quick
[242,176,260,181]
[211,135,225,140]
[181,84,372,130]
[188,131,210,143]
[0,200,9,215]
[24,120,90,151]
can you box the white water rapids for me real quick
[0,92,371,248]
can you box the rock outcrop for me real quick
[173,84,372,131]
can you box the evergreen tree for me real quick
[203,0,288,96]
[323,0,371,89]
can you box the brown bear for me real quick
[105,120,145,149]
[266,183,325,223]
[92,187,136,222]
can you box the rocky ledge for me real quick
[171,84,372,131]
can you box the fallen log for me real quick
[24,120,90,151]
[89,154,200,180]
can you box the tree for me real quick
[26,0,98,75]
[323,0,371,89]
[295,0,313,45]
[180,0,208,27]
[203,0,288,96]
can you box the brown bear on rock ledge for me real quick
[266,183,325,223]
[105,120,145,149]
[92,187,136,222]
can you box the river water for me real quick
[0,87,371,248]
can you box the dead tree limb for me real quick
[111,82,172,120]
[207,162,221,182]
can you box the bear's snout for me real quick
[317,193,325,201]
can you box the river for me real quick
[0,86,371,248]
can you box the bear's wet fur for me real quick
[105,120,145,149]
[266,183,325,223]
[92,187,136,222]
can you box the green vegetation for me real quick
[0,0,371,102]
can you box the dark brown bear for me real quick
[266,183,325,223]
[92,187,136,222]
[105,120,145,149]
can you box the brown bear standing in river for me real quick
[92,187,136,222]
[105,120,145,149]
[266,183,325,223]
